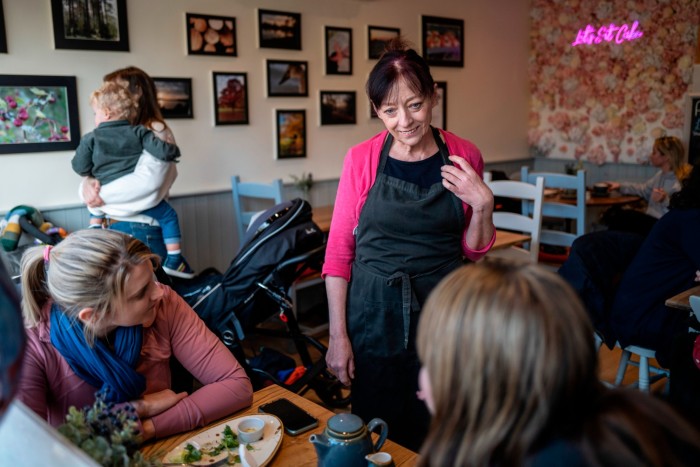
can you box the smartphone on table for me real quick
[259,397,319,436]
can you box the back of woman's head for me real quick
[103,66,165,128]
[670,163,700,209]
[416,260,598,466]
[20,229,158,341]
[366,37,435,109]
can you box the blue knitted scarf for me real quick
[50,303,146,403]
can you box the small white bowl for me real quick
[237,417,265,444]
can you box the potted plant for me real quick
[290,172,314,200]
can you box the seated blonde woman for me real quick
[416,260,700,466]
[17,229,252,440]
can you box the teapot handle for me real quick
[367,418,388,452]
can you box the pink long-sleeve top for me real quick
[322,129,495,281]
[17,284,253,439]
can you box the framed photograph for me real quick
[325,27,352,75]
[321,91,356,125]
[258,9,301,50]
[276,109,306,159]
[186,13,236,56]
[422,15,464,67]
[0,75,80,155]
[213,72,249,125]
[432,81,447,130]
[50,0,129,51]
[267,60,308,97]
[153,77,193,119]
[367,25,400,59]
[0,1,7,53]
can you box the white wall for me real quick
[0,0,530,210]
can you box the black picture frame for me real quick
[0,75,81,154]
[421,15,464,67]
[51,0,129,52]
[367,25,400,59]
[186,13,236,56]
[432,81,447,130]
[258,9,301,50]
[152,77,193,120]
[0,1,7,53]
[320,91,356,125]
[325,26,352,75]
[276,109,306,159]
[213,72,249,125]
[267,60,308,97]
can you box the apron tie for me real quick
[386,271,420,349]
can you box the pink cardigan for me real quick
[17,284,253,439]
[323,129,495,281]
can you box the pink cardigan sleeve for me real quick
[148,287,253,438]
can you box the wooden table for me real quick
[140,385,418,466]
[665,285,700,311]
[311,205,333,233]
[493,230,531,250]
[548,191,642,207]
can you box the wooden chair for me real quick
[614,344,670,393]
[231,176,284,242]
[521,166,586,266]
[484,172,545,263]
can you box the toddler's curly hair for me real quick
[90,81,138,122]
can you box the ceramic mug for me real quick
[592,182,609,196]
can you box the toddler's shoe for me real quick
[163,254,196,279]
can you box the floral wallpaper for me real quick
[529,0,699,165]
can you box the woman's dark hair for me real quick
[670,163,700,209]
[103,66,165,127]
[366,37,435,108]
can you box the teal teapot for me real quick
[309,413,388,467]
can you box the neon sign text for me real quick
[571,21,643,46]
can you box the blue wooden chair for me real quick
[231,176,284,242]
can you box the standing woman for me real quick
[322,38,495,450]
[81,66,177,260]
[16,229,253,440]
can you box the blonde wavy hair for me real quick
[416,260,597,466]
[654,135,691,181]
[20,229,159,345]
[89,81,138,122]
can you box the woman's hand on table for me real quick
[326,334,355,387]
[441,156,494,213]
[606,181,621,191]
[131,389,187,419]
[82,176,105,208]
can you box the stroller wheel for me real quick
[312,369,351,409]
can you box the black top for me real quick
[383,151,442,189]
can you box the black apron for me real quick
[347,127,465,450]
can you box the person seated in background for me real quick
[415,260,700,466]
[609,163,700,368]
[72,81,194,279]
[16,229,252,440]
[603,135,691,236]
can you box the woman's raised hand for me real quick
[441,156,494,213]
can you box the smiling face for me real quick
[375,79,436,157]
[107,261,163,330]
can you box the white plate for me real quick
[162,414,283,466]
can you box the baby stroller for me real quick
[172,198,349,408]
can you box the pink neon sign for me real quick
[571,21,644,46]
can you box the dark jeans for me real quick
[108,220,167,261]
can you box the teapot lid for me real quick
[327,413,364,437]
